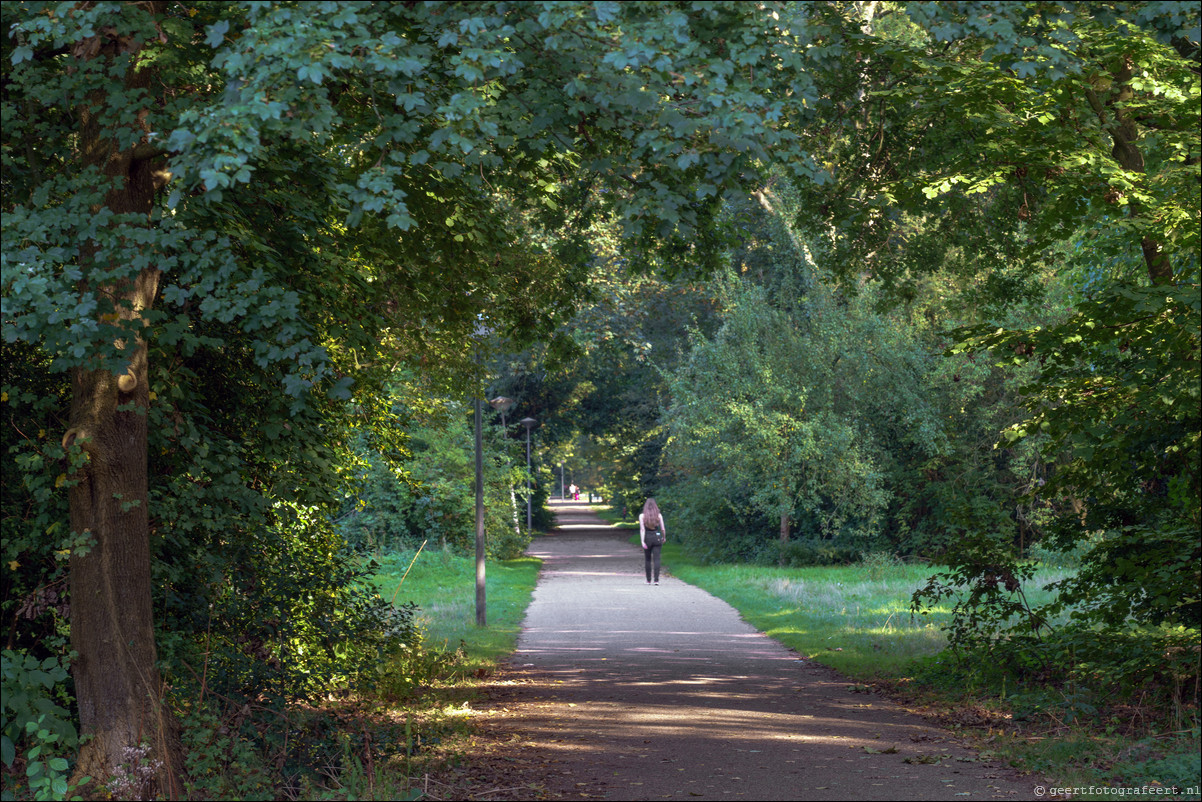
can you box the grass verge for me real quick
[357,547,545,800]
[373,547,541,675]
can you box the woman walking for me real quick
[639,498,667,585]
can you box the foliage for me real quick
[0,651,82,801]
[372,614,459,703]
[175,693,426,802]
[1,343,78,658]
[167,515,409,702]
[661,180,947,561]
[660,478,769,564]
[1109,739,1202,793]
[485,220,725,521]
[794,2,1200,298]
[5,0,833,787]
[777,0,1202,662]
[956,280,1201,629]
[176,703,273,802]
[666,276,887,541]
[0,0,1199,793]
[337,401,531,560]
[912,556,1046,664]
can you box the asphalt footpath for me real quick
[503,499,1044,801]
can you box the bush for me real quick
[779,539,861,567]
[1,650,81,801]
[659,478,768,564]
[1027,536,1095,570]
[1047,624,1201,724]
[337,415,534,559]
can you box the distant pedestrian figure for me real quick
[639,498,666,585]
[570,483,578,501]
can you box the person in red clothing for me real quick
[639,498,667,585]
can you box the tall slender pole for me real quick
[519,418,536,531]
[525,425,532,530]
[474,393,485,626]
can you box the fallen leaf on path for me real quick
[904,754,944,765]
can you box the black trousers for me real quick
[644,543,662,583]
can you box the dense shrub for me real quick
[779,539,862,567]
[336,412,534,560]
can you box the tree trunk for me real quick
[67,358,186,799]
[1086,56,1174,286]
[510,485,522,537]
[779,511,790,566]
[67,10,188,796]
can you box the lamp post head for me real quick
[519,417,537,430]
[489,396,515,412]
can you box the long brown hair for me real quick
[642,498,661,531]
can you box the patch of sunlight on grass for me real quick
[671,557,1078,682]
[372,547,541,664]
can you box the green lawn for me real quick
[665,552,1073,681]
[371,547,541,672]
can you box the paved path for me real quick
[495,500,1043,801]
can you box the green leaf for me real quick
[205,19,229,49]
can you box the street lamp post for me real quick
[471,328,489,627]
[520,417,536,531]
[489,396,514,432]
[473,391,485,626]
